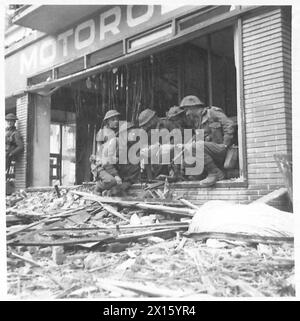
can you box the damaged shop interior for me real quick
[30,26,239,187]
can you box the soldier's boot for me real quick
[199,163,225,188]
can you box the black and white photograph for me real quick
[1,1,298,302]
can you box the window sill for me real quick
[131,178,248,189]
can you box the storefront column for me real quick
[15,94,29,190]
[31,94,51,186]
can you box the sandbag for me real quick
[187,200,293,238]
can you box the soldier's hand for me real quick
[115,176,122,185]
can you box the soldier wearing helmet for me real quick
[115,122,140,194]
[179,95,206,129]
[5,113,24,174]
[179,95,235,187]
[92,109,123,195]
[166,106,189,130]
[138,108,173,180]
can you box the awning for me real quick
[12,5,108,34]
[25,6,258,95]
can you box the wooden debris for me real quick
[9,251,65,290]
[252,188,288,204]
[5,188,295,299]
[10,251,42,268]
[96,279,190,297]
[144,181,164,190]
[71,191,195,217]
[99,203,129,222]
[185,231,293,245]
[6,206,87,238]
[221,275,265,297]
[175,237,188,252]
[8,234,114,247]
[179,198,200,210]
[96,280,138,297]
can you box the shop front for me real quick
[5,5,292,210]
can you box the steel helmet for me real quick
[166,106,185,119]
[103,109,120,121]
[5,113,18,121]
[180,95,205,108]
[138,109,156,127]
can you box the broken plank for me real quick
[7,234,115,247]
[38,221,189,232]
[97,279,190,297]
[71,191,195,217]
[144,181,165,190]
[221,275,265,297]
[252,187,287,204]
[99,203,129,222]
[6,206,87,238]
[10,251,65,290]
[116,227,184,242]
[185,231,294,244]
[96,280,138,297]
[179,199,200,210]
[10,251,42,268]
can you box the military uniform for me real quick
[5,114,24,173]
[179,96,235,186]
[117,122,140,190]
[188,106,234,186]
[93,110,122,195]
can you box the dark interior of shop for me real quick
[48,26,239,185]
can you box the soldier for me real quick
[164,106,192,181]
[116,122,140,192]
[180,95,235,187]
[5,113,24,175]
[93,109,123,195]
[138,108,173,180]
[166,106,189,131]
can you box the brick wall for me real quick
[243,6,291,189]
[170,7,292,212]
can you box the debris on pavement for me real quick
[6,186,295,299]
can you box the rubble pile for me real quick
[6,187,295,299]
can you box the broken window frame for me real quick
[26,10,248,188]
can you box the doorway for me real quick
[50,122,76,186]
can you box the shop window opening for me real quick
[50,123,76,186]
[50,24,241,186]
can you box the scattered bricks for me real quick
[83,252,104,270]
[52,246,65,265]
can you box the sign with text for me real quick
[5,5,199,97]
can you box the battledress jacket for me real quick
[5,126,24,158]
[195,106,234,147]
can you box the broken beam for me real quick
[71,191,195,217]
[252,187,288,204]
